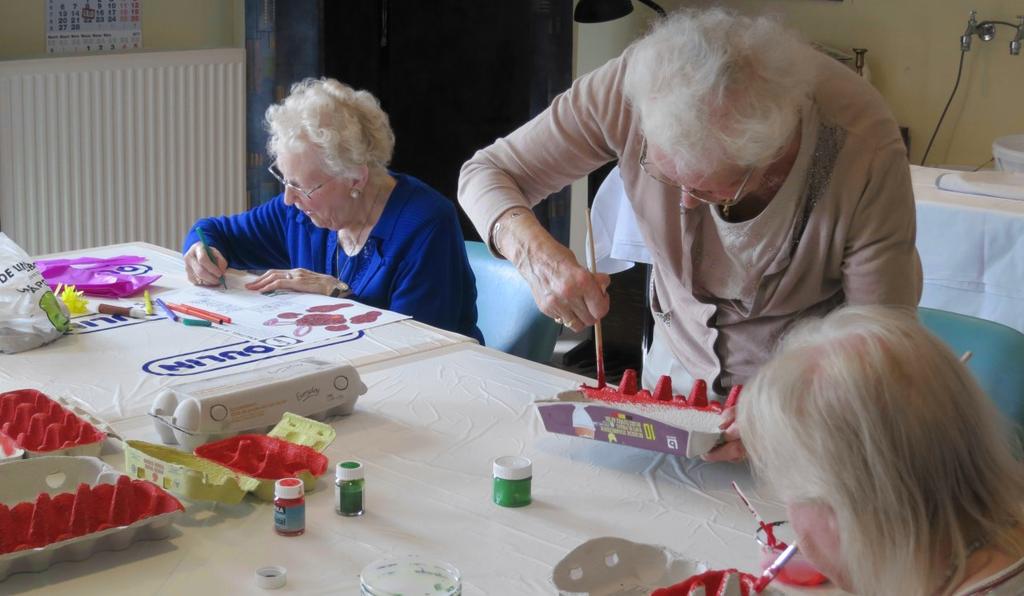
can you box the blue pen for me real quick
[195,227,227,289]
[154,297,179,322]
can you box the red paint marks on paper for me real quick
[350,311,382,324]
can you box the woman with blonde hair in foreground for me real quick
[740,306,1024,595]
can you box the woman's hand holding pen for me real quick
[184,242,228,286]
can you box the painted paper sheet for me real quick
[156,286,409,343]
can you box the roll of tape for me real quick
[255,565,287,590]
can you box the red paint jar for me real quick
[274,478,305,537]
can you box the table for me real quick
[1,243,475,422]
[2,244,831,594]
[591,165,1024,333]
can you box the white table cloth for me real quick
[0,244,838,594]
[591,165,1024,333]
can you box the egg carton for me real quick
[552,537,785,596]
[0,434,23,462]
[0,389,119,458]
[536,370,742,458]
[149,357,366,450]
[126,412,334,503]
[0,456,183,582]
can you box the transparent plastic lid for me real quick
[359,555,461,595]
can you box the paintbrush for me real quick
[753,542,799,593]
[585,207,606,388]
[731,481,779,547]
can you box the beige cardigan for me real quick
[458,48,922,390]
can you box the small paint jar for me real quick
[336,460,365,517]
[492,456,532,508]
[273,478,305,536]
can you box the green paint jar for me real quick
[492,456,532,508]
[336,460,365,516]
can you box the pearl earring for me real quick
[350,188,361,199]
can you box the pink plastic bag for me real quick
[35,256,161,298]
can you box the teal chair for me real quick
[919,307,1024,431]
[465,241,560,363]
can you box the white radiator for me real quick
[0,49,246,256]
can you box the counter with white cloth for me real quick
[590,165,1024,333]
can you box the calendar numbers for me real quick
[46,0,141,54]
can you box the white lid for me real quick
[255,565,287,590]
[994,135,1024,158]
[274,477,303,499]
[336,460,364,481]
[493,455,532,480]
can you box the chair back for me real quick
[466,241,559,362]
[919,307,1024,431]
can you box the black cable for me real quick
[972,157,994,172]
[921,50,966,166]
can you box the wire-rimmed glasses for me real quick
[639,137,754,211]
[267,161,330,202]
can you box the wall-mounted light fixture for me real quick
[573,0,666,24]
[961,10,1023,55]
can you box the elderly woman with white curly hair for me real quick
[184,78,482,342]
[741,305,1024,595]
[459,8,921,460]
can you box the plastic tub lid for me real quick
[993,135,1024,158]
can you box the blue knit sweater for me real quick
[183,173,482,342]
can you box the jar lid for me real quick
[274,477,304,499]
[255,565,287,590]
[493,455,532,480]
[336,460,364,481]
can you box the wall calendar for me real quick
[47,1,142,55]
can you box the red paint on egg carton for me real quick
[652,569,759,596]
[0,389,105,453]
[580,369,743,413]
[0,476,183,555]
[195,434,328,481]
[0,434,19,457]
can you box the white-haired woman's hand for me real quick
[495,208,610,333]
[702,407,746,463]
[245,268,346,296]
[184,241,228,286]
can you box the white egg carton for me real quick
[149,357,367,450]
[0,456,182,582]
[552,537,787,595]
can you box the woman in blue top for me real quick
[183,78,482,342]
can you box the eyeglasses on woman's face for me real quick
[639,137,754,208]
[268,161,331,203]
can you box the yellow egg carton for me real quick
[124,412,335,504]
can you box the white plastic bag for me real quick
[0,233,69,353]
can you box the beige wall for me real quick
[0,0,243,61]
[575,0,1024,168]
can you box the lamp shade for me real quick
[574,0,633,23]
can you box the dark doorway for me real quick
[323,1,574,243]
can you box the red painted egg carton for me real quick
[0,434,23,462]
[535,369,743,458]
[0,389,115,458]
[0,456,183,581]
[193,432,330,501]
[651,569,758,595]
